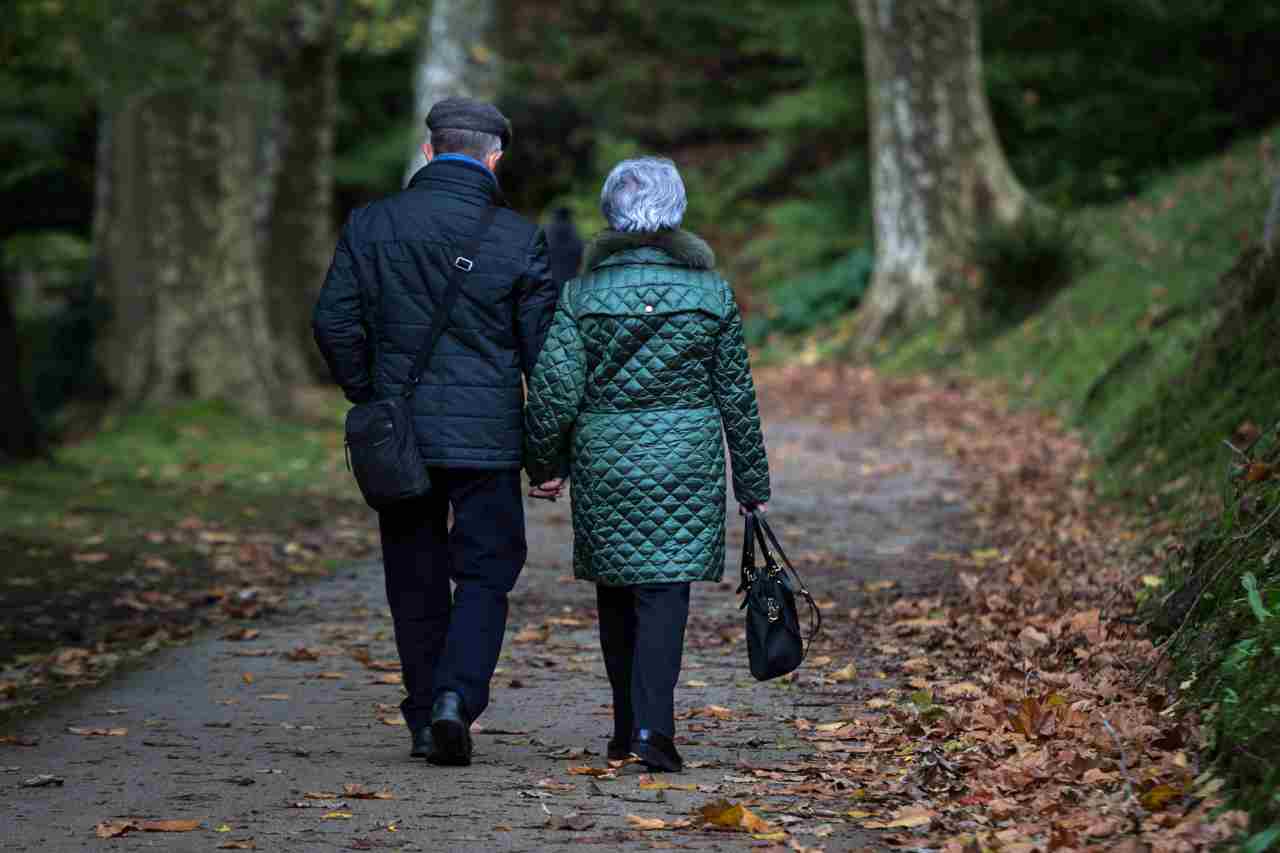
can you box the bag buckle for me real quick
[454,256,474,272]
[767,598,781,623]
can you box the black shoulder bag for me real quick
[737,511,822,681]
[344,203,500,510]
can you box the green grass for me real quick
[0,395,370,687]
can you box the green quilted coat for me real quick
[524,230,771,586]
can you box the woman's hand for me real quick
[738,502,768,515]
[530,478,565,501]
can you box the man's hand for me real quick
[530,478,565,501]
[738,502,768,516]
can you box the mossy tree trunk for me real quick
[853,0,1031,345]
[404,0,499,183]
[96,3,280,417]
[264,0,341,384]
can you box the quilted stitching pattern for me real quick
[524,249,771,586]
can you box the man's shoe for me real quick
[632,729,683,773]
[410,727,434,759]
[428,691,473,767]
[607,736,632,762]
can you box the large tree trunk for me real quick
[405,0,499,184]
[854,0,1031,343]
[264,0,341,384]
[0,249,44,460]
[96,5,280,417]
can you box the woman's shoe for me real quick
[607,736,632,762]
[632,729,683,772]
[410,727,435,759]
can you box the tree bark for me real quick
[264,0,341,384]
[405,0,499,184]
[1264,174,1280,256]
[96,3,280,417]
[0,248,45,460]
[854,0,1031,343]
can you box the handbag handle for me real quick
[748,511,823,658]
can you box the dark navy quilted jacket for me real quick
[524,230,771,586]
[313,159,558,469]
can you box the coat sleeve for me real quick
[516,227,560,381]
[312,216,374,404]
[711,279,771,507]
[523,286,585,484]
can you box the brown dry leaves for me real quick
[94,818,200,838]
[755,365,1249,851]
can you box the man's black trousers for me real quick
[596,582,691,739]
[377,468,526,732]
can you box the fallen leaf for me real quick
[94,820,135,838]
[1140,783,1181,810]
[21,774,64,787]
[321,811,353,820]
[543,810,595,831]
[698,799,772,833]
[139,820,202,832]
[222,628,259,641]
[242,672,255,685]
[567,766,616,778]
[68,726,127,737]
[639,777,698,792]
[685,679,708,688]
[73,552,111,564]
[828,663,857,683]
[218,842,256,850]
[864,805,933,830]
[259,693,290,701]
[0,735,39,746]
[343,783,394,800]
[627,815,670,830]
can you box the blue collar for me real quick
[433,153,496,184]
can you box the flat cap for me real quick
[426,97,512,149]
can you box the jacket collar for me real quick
[584,229,716,271]
[407,158,507,206]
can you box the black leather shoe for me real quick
[428,691,472,767]
[607,736,632,762]
[632,729,683,772]
[410,727,434,759]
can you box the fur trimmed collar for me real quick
[583,229,716,271]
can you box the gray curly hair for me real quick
[600,157,687,233]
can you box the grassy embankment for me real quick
[877,126,1280,839]
[0,394,375,713]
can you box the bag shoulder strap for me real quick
[402,200,503,398]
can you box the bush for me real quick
[974,213,1089,323]
[743,249,873,346]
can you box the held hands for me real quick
[529,478,565,501]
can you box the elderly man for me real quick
[313,98,557,767]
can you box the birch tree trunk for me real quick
[405,0,499,184]
[96,4,280,417]
[854,0,1031,343]
[264,0,340,383]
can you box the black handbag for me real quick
[344,202,500,510]
[737,511,822,681]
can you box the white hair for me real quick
[600,157,687,233]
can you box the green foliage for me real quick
[974,213,1090,324]
[1156,423,1280,831]
[743,250,873,347]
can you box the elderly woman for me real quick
[524,157,771,772]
